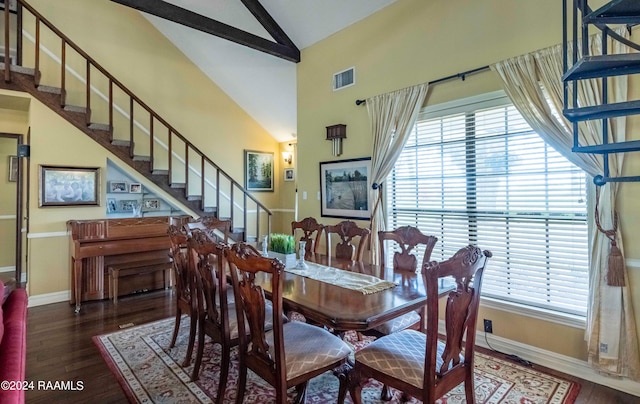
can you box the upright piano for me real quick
[67,216,191,312]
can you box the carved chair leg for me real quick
[190,322,205,380]
[236,360,247,404]
[465,373,476,404]
[169,309,181,348]
[333,362,351,404]
[292,382,308,404]
[182,313,197,367]
[347,366,366,404]
[215,343,231,404]
[380,384,392,401]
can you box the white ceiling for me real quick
[141,0,397,142]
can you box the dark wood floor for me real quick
[26,289,638,403]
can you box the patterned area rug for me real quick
[94,317,580,403]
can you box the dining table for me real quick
[253,252,456,333]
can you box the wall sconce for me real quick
[282,151,293,165]
[326,124,346,156]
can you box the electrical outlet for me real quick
[483,319,493,333]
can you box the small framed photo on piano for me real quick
[39,165,100,207]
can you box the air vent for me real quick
[333,67,355,91]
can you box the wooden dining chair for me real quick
[186,229,236,401]
[291,217,324,255]
[185,216,231,243]
[225,242,352,404]
[346,245,492,404]
[374,226,438,335]
[167,225,197,367]
[324,220,371,262]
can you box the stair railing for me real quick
[3,0,271,240]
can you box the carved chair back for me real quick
[167,225,190,305]
[422,245,491,401]
[225,242,288,396]
[324,220,371,262]
[349,245,491,404]
[378,226,438,272]
[167,225,196,361]
[291,217,324,255]
[187,228,236,385]
[185,216,231,243]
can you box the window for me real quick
[386,92,588,317]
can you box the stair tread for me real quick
[64,105,87,113]
[584,0,640,24]
[37,85,62,94]
[573,139,640,154]
[563,54,640,81]
[88,123,111,131]
[563,100,640,121]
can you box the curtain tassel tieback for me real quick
[595,187,624,287]
[607,239,625,287]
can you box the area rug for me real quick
[94,317,580,403]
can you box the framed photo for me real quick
[108,181,128,193]
[8,155,17,182]
[39,165,100,207]
[142,198,160,211]
[244,150,274,192]
[106,198,117,213]
[129,182,142,193]
[320,157,372,220]
[284,168,295,182]
[118,199,138,212]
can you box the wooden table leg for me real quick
[74,259,82,313]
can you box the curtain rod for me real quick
[355,65,490,106]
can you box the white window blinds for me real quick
[386,93,589,316]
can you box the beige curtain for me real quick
[492,29,640,380]
[366,83,429,265]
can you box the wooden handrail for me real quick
[8,0,272,236]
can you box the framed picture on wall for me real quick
[129,182,142,193]
[39,165,100,207]
[244,150,274,192]
[284,168,295,182]
[319,157,371,220]
[108,181,128,193]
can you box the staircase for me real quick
[0,0,271,241]
[562,0,640,184]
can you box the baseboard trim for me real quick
[467,326,640,397]
[28,290,70,308]
[0,266,15,273]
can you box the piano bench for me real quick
[108,257,173,304]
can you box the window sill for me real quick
[480,297,586,329]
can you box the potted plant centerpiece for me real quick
[267,233,297,268]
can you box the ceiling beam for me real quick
[110,0,300,63]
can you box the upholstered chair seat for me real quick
[266,321,353,380]
[355,329,457,389]
[372,310,421,335]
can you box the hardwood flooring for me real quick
[25,289,638,403]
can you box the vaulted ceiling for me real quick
[111,0,398,142]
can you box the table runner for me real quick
[285,261,397,294]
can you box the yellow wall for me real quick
[2,0,290,296]
[296,0,639,362]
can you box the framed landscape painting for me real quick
[244,150,274,192]
[319,157,371,220]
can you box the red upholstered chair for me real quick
[291,217,324,255]
[324,220,370,262]
[347,245,492,404]
[225,242,352,404]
